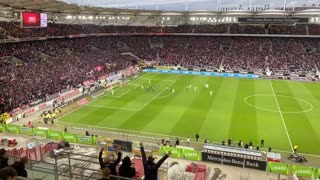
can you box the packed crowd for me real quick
[0,37,133,114]
[1,21,320,39]
[267,24,307,35]
[1,36,319,113]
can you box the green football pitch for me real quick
[58,73,320,155]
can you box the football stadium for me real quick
[0,0,320,179]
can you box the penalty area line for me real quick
[137,80,176,111]
[104,84,140,98]
[56,73,150,122]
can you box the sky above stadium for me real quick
[62,0,320,11]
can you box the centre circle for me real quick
[244,94,313,113]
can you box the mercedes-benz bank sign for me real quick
[244,159,267,171]
[202,152,267,171]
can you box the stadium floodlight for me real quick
[310,17,314,22]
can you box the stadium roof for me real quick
[62,0,319,11]
[1,0,320,16]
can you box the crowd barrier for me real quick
[160,146,201,161]
[1,123,319,179]
[143,69,261,79]
[0,123,97,145]
[5,141,58,162]
[267,162,318,179]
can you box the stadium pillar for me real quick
[54,156,59,180]
[185,0,189,11]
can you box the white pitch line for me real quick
[138,80,176,111]
[139,78,176,82]
[55,93,106,122]
[56,73,150,122]
[269,80,294,153]
[57,121,320,158]
[105,84,140,98]
[86,105,139,111]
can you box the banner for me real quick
[77,135,93,145]
[202,152,222,164]
[238,17,309,24]
[244,159,267,171]
[143,69,260,79]
[62,132,77,143]
[48,130,62,140]
[267,162,289,175]
[292,165,315,178]
[19,127,33,136]
[202,152,266,170]
[182,149,201,161]
[222,156,245,168]
[55,89,81,103]
[161,146,181,158]
[0,124,4,132]
[77,98,88,106]
[34,128,48,138]
[6,124,19,134]
[83,79,95,87]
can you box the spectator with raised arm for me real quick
[140,142,171,180]
[98,147,122,176]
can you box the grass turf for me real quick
[58,73,320,155]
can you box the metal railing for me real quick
[11,152,138,180]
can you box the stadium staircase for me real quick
[121,52,144,61]
[0,26,6,39]
[227,25,231,34]
[306,25,310,35]
[0,56,24,65]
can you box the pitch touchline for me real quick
[269,80,294,153]
[86,105,139,111]
[56,121,320,158]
